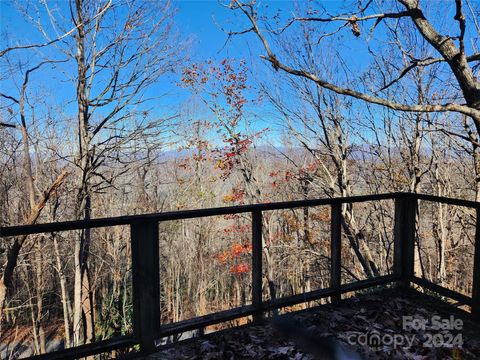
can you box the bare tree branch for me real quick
[0,122,16,128]
[0,0,112,58]
[275,10,414,35]
[234,1,480,119]
[454,0,466,55]
[379,52,480,91]
[398,0,480,110]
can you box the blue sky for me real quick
[177,1,238,59]
[0,1,308,145]
[0,1,268,110]
[1,1,469,149]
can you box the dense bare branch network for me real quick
[230,0,480,128]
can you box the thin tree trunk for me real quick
[53,234,72,348]
[34,239,46,354]
[72,0,96,346]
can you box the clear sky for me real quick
[0,1,272,110]
[0,1,307,144]
[2,0,460,147]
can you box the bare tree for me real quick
[228,0,480,135]
[61,0,181,345]
[2,0,182,347]
[0,60,69,333]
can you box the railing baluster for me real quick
[472,208,480,320]
[394,196,416,289]
[330,203,342,304]
[252,210,263,323]
[131,219,161,354]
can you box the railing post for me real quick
[394,195,416,289]
[472,208,480,321]
[330,203,342,305]
[131,219,161,354]
[252,210,263,323]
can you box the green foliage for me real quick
[95,284,133,341]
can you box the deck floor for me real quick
[148,288,480,359]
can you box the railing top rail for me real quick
[414,193,480,208]
[1,192,478,238]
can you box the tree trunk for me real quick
[72,0,96,346]
[53,234,72,348]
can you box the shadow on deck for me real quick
[150,287,480,359]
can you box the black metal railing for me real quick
[1,192,479,359]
